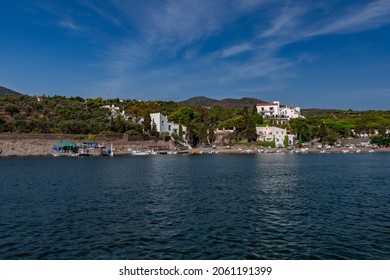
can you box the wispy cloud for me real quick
[33,0,390,100]
[58,20,83,31]
[261,4,307,38]
[310,0,390,36]
[221,43,255,58]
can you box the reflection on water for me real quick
[0,153,390,259]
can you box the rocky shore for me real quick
[0,134,177,157]
[0,134,388,157]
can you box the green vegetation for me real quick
[258,140,276,148]
[1,94,390,147]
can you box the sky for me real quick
[1,0,390,110]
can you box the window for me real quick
[168,125,171,131]
[270,107,274,111]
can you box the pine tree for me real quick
[143,113,151,135]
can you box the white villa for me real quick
[102,104,129,120]
[256,101,302,124]
[256,125,295,147]
[150,113,187,136]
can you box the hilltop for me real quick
[179,96,266,108]
[0,86,23,96]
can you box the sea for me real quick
[1,153,389,260]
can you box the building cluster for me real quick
[256,101,302,125]
[103,100,302,148]
[216,100,303,147]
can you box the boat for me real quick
[52,141,78,157]
[78,148,90,157]
[131,150,151,156]
[296,148,308,154]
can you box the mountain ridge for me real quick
[0,86,23,96]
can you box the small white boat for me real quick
[341,150,349,153]
[368,149,375,153]
[296,148,308,154]
[131,150,151,156]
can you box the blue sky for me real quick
[1,0,390,109]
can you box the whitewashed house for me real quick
[150,113,187,136]
[102,104,129,120]
[256,125,294,147]
[256,101,302,124]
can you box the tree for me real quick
[243,117,257,142]
[223,116,246,130]
[198,123,208,144]
[178,124,183,141]
[251,105,263,125]
[242,106,257,142]
[322,131,338,145]
[5,104,20,116]
[151,120,159,137]
[318,122,328,142]
[0,116,6,132]
[208,127,215,144]
[169,106,200,126]
[143,113,151,135]
[290,118,311,142]
[284,135,289,147]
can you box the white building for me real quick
[150,113,187,136]
[102,104,129,120]
[256,125,295,147]
[256,101,302,124]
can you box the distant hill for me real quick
[0,86,23,96]
[179,96,267,108]
[179,96,219,107]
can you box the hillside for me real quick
[0,86,23,96]
[179,96,219,107]
[180,96,266,108]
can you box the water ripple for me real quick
[1,154,390,259]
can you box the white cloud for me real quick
[221,43,254,57]
[261,4,307,38]
[58,20,83,31]
[43,0,390,100]
[310,0,390,36]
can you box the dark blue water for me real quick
[1,153,390,259]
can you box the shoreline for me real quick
[1,133,389,157]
